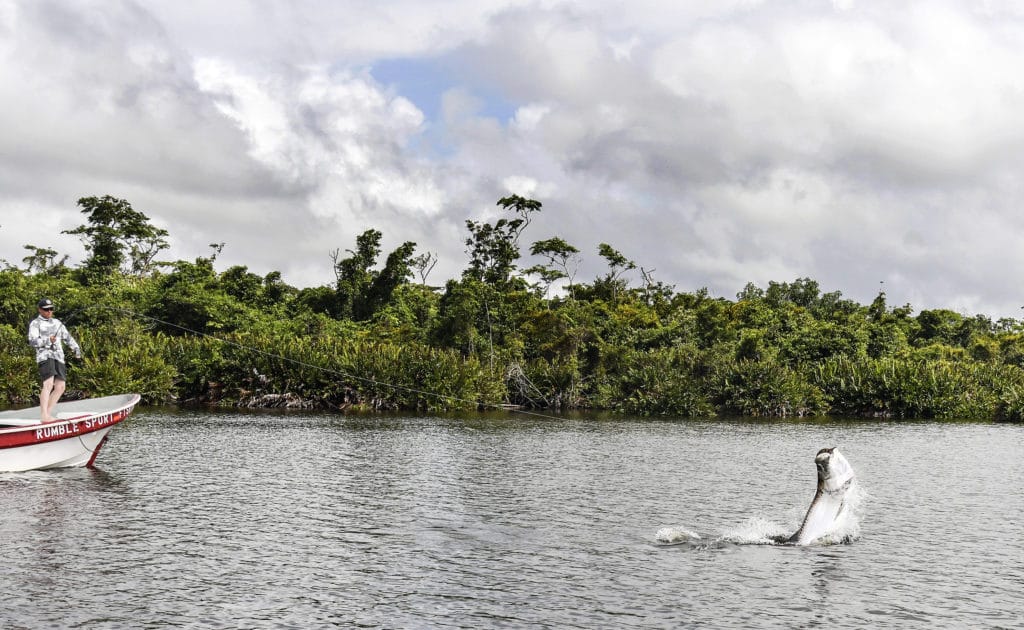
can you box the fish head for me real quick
[815,447,854,493]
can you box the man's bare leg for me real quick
[40,376,55,422]
[46,378,66,421]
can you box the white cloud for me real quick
[2,0,1024,317]
[511,103,552,132]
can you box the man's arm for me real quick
[27,318,46,349]
[63,327,83,358]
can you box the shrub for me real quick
[74,319,176,402]
[614,346,715,417]
[713,359,828,417]
[0,324,36,405]
[813,356,1007,419]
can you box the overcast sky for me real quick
[2,0,1023,318]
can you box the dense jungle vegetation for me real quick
[2,195,1023,420]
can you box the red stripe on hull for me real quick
[0,406,135,450]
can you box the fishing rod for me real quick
[74,304,568,421]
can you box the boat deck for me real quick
[0,394,141,428]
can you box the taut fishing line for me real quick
[72,305,567,421]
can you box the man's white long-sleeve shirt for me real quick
[27,315,81,363]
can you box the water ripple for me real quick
[0,411,1020,628]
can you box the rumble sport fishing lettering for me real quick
[34,412,119,440]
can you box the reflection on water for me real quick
[0,409,1021,628]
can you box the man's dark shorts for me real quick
[38,359,67,383]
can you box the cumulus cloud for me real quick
[194,60,443,215]
[436,1,1024,315]
[2,0,1023,317]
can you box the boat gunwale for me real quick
[0,394,141,447]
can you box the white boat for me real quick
[0,393,141,472]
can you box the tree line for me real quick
[2,194,1023,420]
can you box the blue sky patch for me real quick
[370,56,518,124]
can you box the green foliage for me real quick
[63,195,169,280]
[21,245,69,275]
[712,358,828,417]
[463,196,541,288]
[528,236,580,299]
[333,230,419,321]
[999,334,1024,367]
[220,265,265,305]
[361,240,416,319]
[73,319,176,402]
[148,257,242,334]
[515,358,582,409]
[163,335,226,402]
[2,192,1023,421]
[0,269,33,328]
[334,229,382,320]
[0,324,35,404]
[995,381,1024,421]
[913,309,963,346]
[614,346,715,417]
[812,356,1014,419]
[433,278,484,356]
[199,329,502,411]
[590,243,636,302]
[369,283,439,344]
[294,286,340,318]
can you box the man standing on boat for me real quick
[27,298,82,422]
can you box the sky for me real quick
[2,0,1023,318]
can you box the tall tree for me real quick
[21,245,69,275]
[63,195,168,280]
[333,229,383,320]
[463,195,542,287]
[595,243,635,302]
[410,251,438,285]
[332,229,418,321]
[528,237,580,300]
[360,240,417,319]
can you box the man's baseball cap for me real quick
[37,298,54,309]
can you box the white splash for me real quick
[813,480,867,545]
[719,517,792,545]
[655,448,868,548]
[655,527,702,544]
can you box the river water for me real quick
[1,409,1021,629]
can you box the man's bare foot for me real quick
[41,416,59,424]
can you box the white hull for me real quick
[0,394,140,472]
[0,426,114,472]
